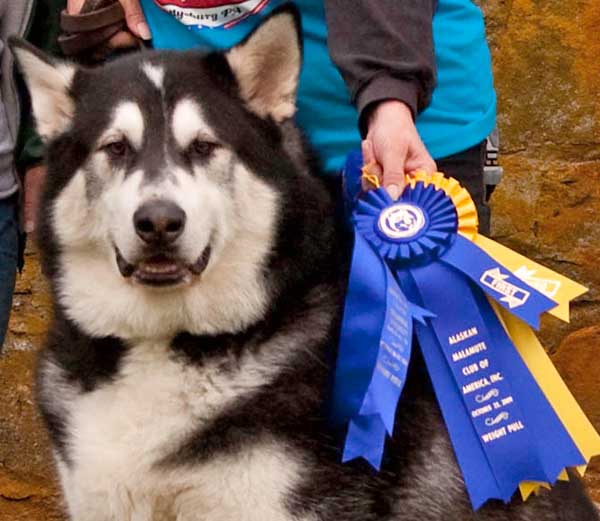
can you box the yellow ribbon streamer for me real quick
[474,223,593,499]
[491,302,600,500]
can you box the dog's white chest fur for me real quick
[56,341,304,521]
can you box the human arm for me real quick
[324,1,438,196]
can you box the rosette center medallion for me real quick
[377,203,427,241]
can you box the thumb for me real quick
[120,0,151,40]
[381,143,407,200]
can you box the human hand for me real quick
[24,164,47,234]
[67,0,86,12]
[67,0,150,45]
[363,100,436,199]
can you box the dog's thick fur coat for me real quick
[11,6,599,520]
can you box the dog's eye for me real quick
[188,140,219,159]
[103,140,131,159]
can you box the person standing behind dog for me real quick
[0,0,65,349]
[0,2,20,349]
[63,0,495,233]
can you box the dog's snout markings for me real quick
[134,199,186,245]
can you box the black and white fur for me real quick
[11,6,599,520]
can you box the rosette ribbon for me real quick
[332,151,600,509]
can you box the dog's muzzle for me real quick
[115,199,212,287]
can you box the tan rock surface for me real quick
[553,327,600,435]
[552,327,600,505]
[482,0,600,498]
[0,249,63,520]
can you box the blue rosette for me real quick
[354,183,457,265]
[332,152,589,510]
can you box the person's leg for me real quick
[436,141,490,235]
[0,195,18,349]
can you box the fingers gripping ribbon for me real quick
[332,152,600,510]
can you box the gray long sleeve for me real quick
[0,38,17,199]
[324,0,437,135]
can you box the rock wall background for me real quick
[1,0,599,518]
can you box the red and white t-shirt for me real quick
[155,0,271,29]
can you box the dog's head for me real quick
[12,6,335,340]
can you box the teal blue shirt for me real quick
[141,0,496,173]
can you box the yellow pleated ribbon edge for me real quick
[407,171,479,241]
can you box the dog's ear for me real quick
[9,37,76,141]
[225,5,302,122]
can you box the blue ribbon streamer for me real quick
[409,263,585,508]
[333,152,586,509]
[332,231,388,430]
[333,229,433,468]
[441,236,557,329]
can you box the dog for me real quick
[11,5,600,520]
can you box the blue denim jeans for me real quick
[0,195,18,349]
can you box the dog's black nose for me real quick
[134,200,186,245]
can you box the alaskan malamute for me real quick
[11,5,599,520]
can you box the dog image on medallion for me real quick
[10,5,600,521]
